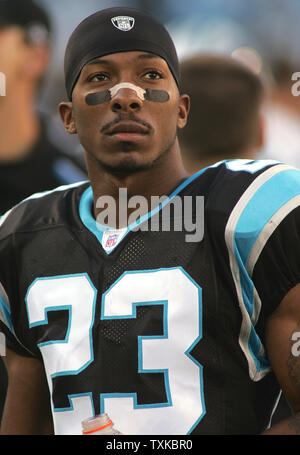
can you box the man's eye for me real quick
[144,70,163,80]
[88,73,109,82]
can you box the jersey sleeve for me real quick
[223,161,300,380]
[0,211,35,358]
[225,162,300,313]
[252,204,300,316]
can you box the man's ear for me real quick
[177,93,190,130]
[58,102,77,134]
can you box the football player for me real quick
[0,7,300,435]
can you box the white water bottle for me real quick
[82,413,122,435]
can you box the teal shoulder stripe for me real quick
[225,163,299,381]
[235,168,300,266]
[0,293,13,333]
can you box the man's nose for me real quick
[110,86,143,113]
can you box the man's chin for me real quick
[99,157,153,176]
[85,146,150,174]
[85,137,175,176]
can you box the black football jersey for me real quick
[1,159,300,435]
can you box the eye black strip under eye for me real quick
[85,90,111,105]
[144,89,170,102]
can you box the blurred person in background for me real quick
[0,0,87,425]
[178,53,265,174]
[0,0,87,216]
[259,58,300,168]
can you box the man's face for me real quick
[0,25,49,95]
[61,51,189,174]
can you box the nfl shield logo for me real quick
[105,234,118,248]
[111,16,135,32]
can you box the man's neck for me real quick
[0,85,40,162]
[87,142,189,228]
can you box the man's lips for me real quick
[105,121,149,136]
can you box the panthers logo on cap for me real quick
[111,16,135,31]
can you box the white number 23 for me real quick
[26,268,205,435]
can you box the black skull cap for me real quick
[64,7,180,100]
